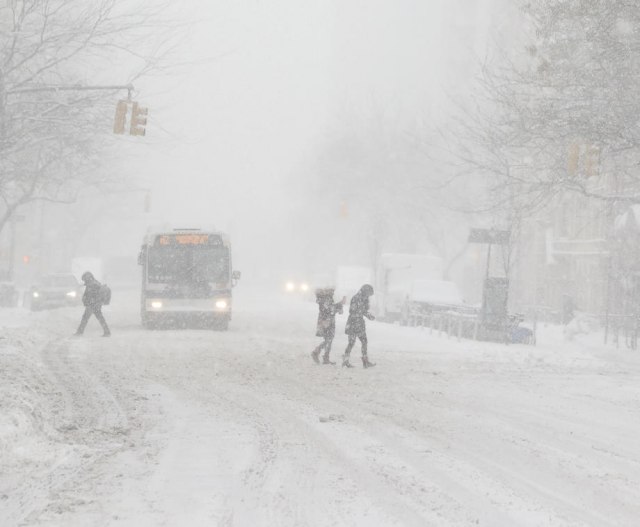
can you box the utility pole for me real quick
[5,83,147,136]
[6,84,135,96]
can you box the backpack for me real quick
[99,284,112,305]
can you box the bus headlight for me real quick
[215,299,229,310]
[150,300,163,309]
[300,283,309,292]
[66,291,77,298]
[285,281,295,292]
[32,291,40,298]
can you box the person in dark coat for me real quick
[75,271,110,337]
[343,284,375,368]
[312,288,346,364]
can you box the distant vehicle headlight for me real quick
[300,283,309,292]
[150,300,163,309]
[66,291,77,298]
[215,299,228,309]
[285,281,295,292]
[32,291,39,298]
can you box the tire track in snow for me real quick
[18,337,133,525]
[212,381,425,527]
[256,361,624,527]
[243,369,509,526]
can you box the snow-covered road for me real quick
[2,288,640,526]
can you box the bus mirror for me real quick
[232,270,241,280]
[137,246,146,266]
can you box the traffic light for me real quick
[567,143,579,176]
[339,201,348,218]
[567,142,600,178]
[130,102,148,136]
[585,145,600,178]
[113,100,128,134]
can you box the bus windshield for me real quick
[147,245,230,284]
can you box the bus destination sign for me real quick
[156,234,223,246]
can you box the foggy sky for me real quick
[124,0,497,276]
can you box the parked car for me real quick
[28,274,82,311]
[0,281,19,307]
[400,279,469,326]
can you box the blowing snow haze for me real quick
[4,1,640,526]
[114,0,498,282]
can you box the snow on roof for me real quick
[410,279,464,305]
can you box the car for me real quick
[282,278,313,301]
[400,279,469,326]
[28,274,82,311]
[0,281,19,307]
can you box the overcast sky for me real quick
[121,0,497,274]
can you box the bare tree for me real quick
[445,0,640,218]
[289,109,472,276]
[0,0,178,235]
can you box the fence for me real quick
[605,313,639,350]
[402,307,535,345]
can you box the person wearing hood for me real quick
[343,284,376,368]
[75,271,110,337]
[312,287,346,365]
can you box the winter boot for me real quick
[362,356,376,369]
[322,354,335,365]
[311,348,321,364]
[342,354,354,368]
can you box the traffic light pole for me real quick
[6,84,134,97]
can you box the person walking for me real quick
[312,287,346,365]
[75,272,111,337]
[343,284,376,369]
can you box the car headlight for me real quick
[300,283,309,292]
[66,291,77,298]
[215,299,228,309]
[285,281,295,292]
[150,300,163,309]
[32,291,39,298]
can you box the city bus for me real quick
[138,229,240,330]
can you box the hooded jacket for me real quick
[81,272,103,308]
[345,285,374,336]
[315,289,343,338]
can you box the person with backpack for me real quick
[343,284,376,369]
[75,271,111,337]
[311,287,346,365]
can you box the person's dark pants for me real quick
[313,336,334,358]
[319,336,334,358]
[344,334,367,358]
[76,306,110,335]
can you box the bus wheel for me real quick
[212,316,229,331]
[143,314,158,330]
